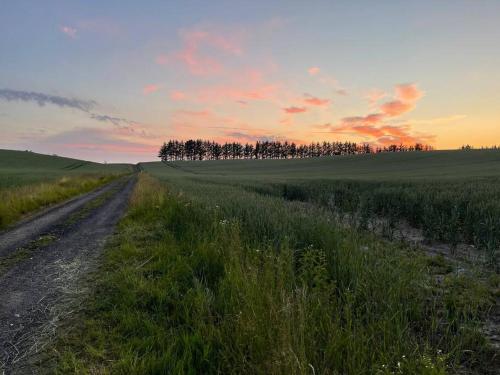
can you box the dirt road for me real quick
[0,175,136,373]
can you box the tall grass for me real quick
[232,178,500,268]
[54,173,495,374]
[0,174,118,229]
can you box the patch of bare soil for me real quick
[0,175,136,374]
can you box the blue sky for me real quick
[1,1,499,162]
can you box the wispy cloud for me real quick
[157,28,242,76]
[303,94,330,106]
[283,106,307,114]
[366,89,387,106]
[60,25,77,39]
[174,69,281,105]
[143,84,160,95]
[0,88,96,112]
[170,91,187,101]
[0,88,143,131]
[89,113,140,128]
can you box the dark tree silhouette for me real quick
[158,139,433,162]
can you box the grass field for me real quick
[142,149,500,180]
[0,149,132,189]
[0,149,133,228]
[51,149,500,374]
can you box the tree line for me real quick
[158,139,433,161]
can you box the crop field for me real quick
[0,149,133,228]
[51,149,500,374]
[144,149,500,180]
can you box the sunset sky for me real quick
[1,1,499,162]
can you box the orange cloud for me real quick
[143,84,160,95]
[379,100,415,117]
[332,82,432,146]
[378,83,423,117]
[377,131,435,146]
[308,66,320,75]
[395,83,424,102]
[351,126,385,138]
[284,106,307,114]
[304,94,330,106]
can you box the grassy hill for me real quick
[141,149,500,181]
[0,149,133,188]
[0,150,134,227]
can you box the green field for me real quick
[52,150,500,374]
[0,150,133,228]
[0,149,133,189]
[142,149,500,180]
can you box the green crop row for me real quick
[240,178,500,269]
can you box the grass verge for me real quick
[0,174,122,229]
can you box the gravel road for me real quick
[0,175,136,374]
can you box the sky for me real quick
[0,0,499,163]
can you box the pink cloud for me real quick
[395,83,424,102]
[181,69,281,104]
[170,108,261,140]
[198,84,278,103]
[143,84,160,95]
[304,95,330,106]
[380,100,415,117]
[170,91,187,101]
[157,28,242,76]
[308,67,320,75]
[35,127,161,163]
[60,26,77,39]
[284,106,307,114]
[351,126,385,138]
[377,83,423,117]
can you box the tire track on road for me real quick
[0,175,137,373]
